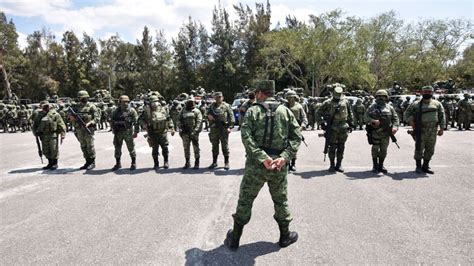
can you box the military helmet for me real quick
[421,86,434,92]
[77,90,90,98]
[375,89,389,98]
[119,95,130,102]
[254,80,275,94]
[213,91,223,97]
[286,90,297,98]
[333,86,343,95]
[149,95,160,102]
[464,93,470,98]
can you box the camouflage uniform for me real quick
[177,101,203,169]
[169,101,183,132]
[18,105,29,132]
[365,90,399,173]
[457,94,472,130]
[441,97,455,129]
[285,90,307,171]
[70,91,99,170]
[225,80,301,251]
[353,99,366,130]
[316,86,353,172]
[140,96,174,170]
[207,92,235,169]
[404,86,445,174]
[32,101,66,170]
[111,95,139,170]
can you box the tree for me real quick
[62,31,84,97]
[80,33,99,91]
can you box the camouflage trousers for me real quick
[371,133,390,160]
[149,131,169,158]
[414,128,437,161]
[232,159,292,226]
[75,129,95,159]
[354,113,365,128]
[113,129,136,159]
[209,127,229,158]
[458,112,471,129]
[180,133,199,160]
[40,134,59,159]
[328,127,349,161]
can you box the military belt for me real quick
[260,146,284,156]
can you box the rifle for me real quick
[35,136,43,164]
[300,135,308,147]
[373,106,400,149]
[67,107,92,135]
[319,104,341,161]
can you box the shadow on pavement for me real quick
[293,169,332,179]
[213,168,244,176]
[9,167,45,174]
[185,242,280,266]
[344,170,380,180]
[386,171,428,180]
[9,167,81,175]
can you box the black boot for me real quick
[415,159,423,174]
[224,222,243,251]
[50,159,58,170]
[183,159,191,169]
[224,156,230,170]
[378,158,387,174]
[208,156,218,169]
[289,158,296,172]
[372,158,378,173]
[163,154,169,169]
[43,159,53,170]
[87,158,96,170]
[328,158,336,172]
[359,125,363,130]
[130,157,136,171]
[80,158,90,170]
[421,160,434,174]
[278,224,298,248]
[193,158,200,169]
[153,155,159,170]
[335,159,344,173]
[112,157,121,171]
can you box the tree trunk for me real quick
[0,65,13,99]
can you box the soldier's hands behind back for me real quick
[263,157,274,170]
[272,158,286,171]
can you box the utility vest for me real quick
[37,111,59,134]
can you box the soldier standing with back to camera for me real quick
[111,95,139,171]
[207,92,235,170]
[316,86,353,172]
[69,90,99,170]
[224,80,301,251]
[140,95,175,170]
[404,86,445,174]
[365,90,399,173]
[177,98,203,169]
[457,93,472,130]
[32,101,66,170]
[284,90,307,171]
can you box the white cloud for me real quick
[17,31,28,49]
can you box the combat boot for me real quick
[193,158,200,169]
[112,157,121,171]
[50,159,58,170]
[208,156,218,169]
[43,159,53,170]
[328,159,336,172]
[224,156,230,170]
[278,224,298,248]
[130,157,136,171]
[163,154,169,169]
[183,159,191,169]
[87,158,96,170]
[153,155,159,170]
[378,158,388,174]
[335,159,344,173]
[359,125,363,130]
[224,222,243,251]
[421,160,434,174]
[289,158,296,172]
[415,159,423,174]
[372,158,378,173]
[80,159,90,170]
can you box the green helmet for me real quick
[421,86,434,92]
[254,80,275,95]
[149,95,159,102]
[375,89,389,97]
[119,95,130,102]
[77,90,90,99]
[286,90,297,98]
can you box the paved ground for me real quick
[0,127,473,264]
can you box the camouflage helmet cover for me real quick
[77,90,90,98]
[375,89,389,97]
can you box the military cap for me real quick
[149,95,160,102]
[421,86,434,92]
[213,91,223,97]
[77,90,90,98]
[254,80,275,93]
[286,90,297,97]
[119,95,130,102]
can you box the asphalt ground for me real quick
[0,126,473,264]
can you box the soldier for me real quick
[177,98,203,169]
[18,105,29,132]
[365,90,399,173]
[440,96,454,130]
[110,95,139,171]
[105,101,116,131]
[32,101,66,170]
[457,93,472,130]
[169,100,183,132]
[353,98,366,130]
[207,92,235,170]
[140,95,174,170]
[199,100,208,131]
[404,86,445,174]
[316,86,353,172]
[6,105,18,133]
[238,91,256,130]
[69,90,99,170]
[224,80,301,251]
[284,90,307,171]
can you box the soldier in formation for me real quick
[353,98,366,130]
[177,98,203,169]
[284,90,307,171]
[457,93,472,130]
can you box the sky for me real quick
[1,0,473,49]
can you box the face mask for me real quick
[376,97,386,104]
[42,106,50,112]
[422,94,432,100]
[186,102,195,110]
[249,94,255,100]
[80,98,88,103]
